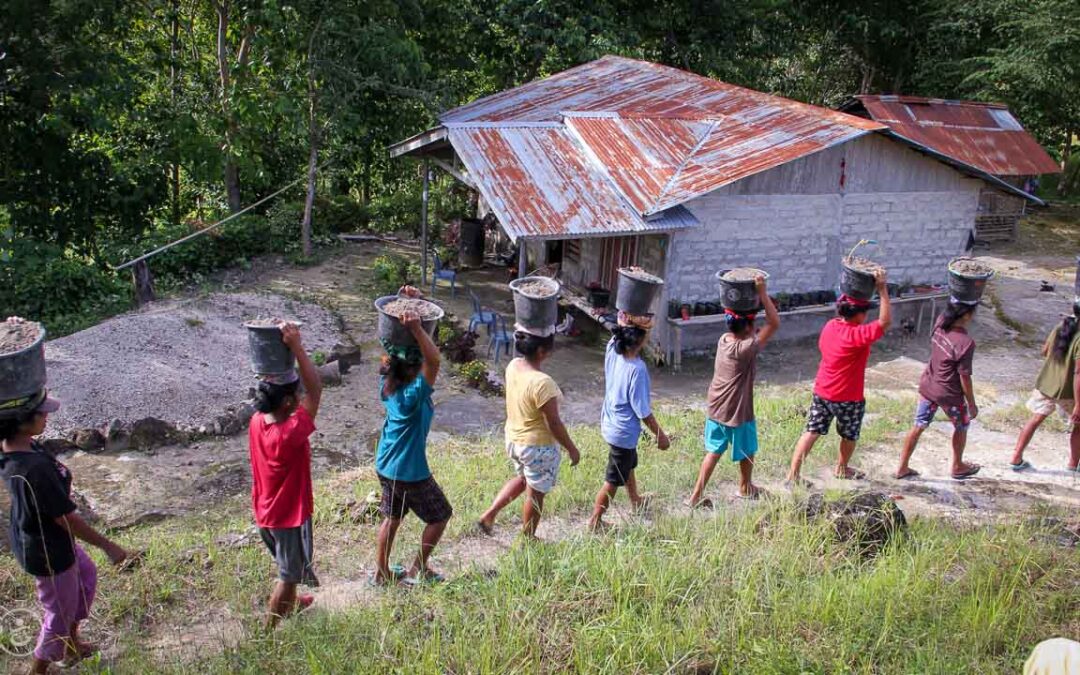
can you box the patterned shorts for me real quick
[914,398,970,431]
[805,394,866,441]
[378,475,453,524]
[507,442,562,494]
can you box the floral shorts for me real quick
[507,442,561,494]
[914,398,970,431]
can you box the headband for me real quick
[837,294,871,309]
[723,308,757,321]
[380,338,423,364]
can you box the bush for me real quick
[0,239,131,336]
[372,253,421,296]
[436,321,478,363]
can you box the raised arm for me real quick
[755,275,781,347]
[282,323,322,419]
[875,269,892,331]
[540,398,580,466]
[404,311,441,386]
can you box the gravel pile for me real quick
[513,278,559,298]
[379,298,443,320]
[721,268,765,282]
[0,318,42,354]
[42,292,341,438]
[949,258,994,277]
[844,257,885,275]
[619,267,664,284]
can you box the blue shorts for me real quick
[704,418,758,461]
[914,398,970,431]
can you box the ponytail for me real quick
[514,331,555,360]
[940,302,977,332]
[253,380,299,414]
[612,325,647,355]
[1051,302,1080,362]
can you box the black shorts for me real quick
[805,394,866,441]
[605,444,639,486]
[378,475,453,524]
[260,517,319,586]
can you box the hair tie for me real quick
[837,294,871,309]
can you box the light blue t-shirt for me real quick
[600,337,653,448]
[375,376,434,482]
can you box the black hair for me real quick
[514,331,555,360]
[725,314,755,337]
[1051,302,1080,362]
[380,355,422,395]
[837,301,868,320]
[612,325,647,355]
[940,302,977,332]
[0,408,39,442]
[253,380,300,414]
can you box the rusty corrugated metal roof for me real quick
[429,56,886,238]
[853,95,1060,177]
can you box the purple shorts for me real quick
[914,398,970,431]
[34,545,97,662]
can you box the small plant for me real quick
[311,350,327,366]
[372,254,420,296]
[184,317,204,328]
[438,323,478,363]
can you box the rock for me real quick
[104,418,130,452]
[39,438,79,456]
[328,343,363,373]
[71,428,106,452]
[128,417,181,450]
[803,491,908,557]
[1025,517,1080,548]
[234,402,256,426]
[334,493,382,524]
[317,361,343,386]
[215,412,243,436]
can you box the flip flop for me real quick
[295,594,314,613]
[1009,460,1032,472]
[400,571,447,587]
[367,565,407,587]
[894,469,920,480]
[951,464,981,480]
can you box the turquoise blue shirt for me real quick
[375,376,434,482]
[600,337,653,448]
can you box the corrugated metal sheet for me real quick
[448,126,698,240]
[856,95,1060,177]
[437,56,884,236]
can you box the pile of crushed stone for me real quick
[42,292,342,438]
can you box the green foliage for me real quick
[372,254,421,296]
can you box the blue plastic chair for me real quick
[431,252,457,298]
[468,288,498,335]
[487,314,512,364]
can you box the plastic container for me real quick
[459,218,486,268]
[509,276,561,333]
[947,258,994,304]
[716,269,768,313]
[244,322,297,376]
[840,260,880,301]
[616,268,664,315]
[374,296,444,347]
[0,324,47,406]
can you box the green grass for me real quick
[2,389,1076,674]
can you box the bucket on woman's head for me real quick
[0,318,47,407]
[947,258,994,304]
[616,267,664,316]
[245,320,298,376]
[509,276,560,335]
[374,296,444,348]
[840,257,883,302]
[716,268,767,313]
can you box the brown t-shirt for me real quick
[707,334,761,427]
[918,316,975,407]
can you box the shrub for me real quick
[372,254,421,296]
[436,322,478,363]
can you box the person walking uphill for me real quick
[688,275,780,507]
[895,301,981,480]
[477,331,582,539]
[786,270,891,487]
[588,313,670,532]
[248,322,322,628]
[373,287,451,586]
[1,391,130,674]
[1009,301,1080,473]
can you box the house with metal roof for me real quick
[840,95,1060,242]
[391,56,1037,356]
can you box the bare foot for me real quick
[631,494,653,513]
[683,497,713,510]
[737,485,766,500]
[835,467,867,480]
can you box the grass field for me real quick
[2,388,1078,674]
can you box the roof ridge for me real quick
[647,119,721,214]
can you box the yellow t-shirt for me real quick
[504,358,561,446]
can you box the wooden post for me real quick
[421,158,430,285]
[518,238,527,279]
[132,260,156,306]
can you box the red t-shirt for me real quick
[248,406,316,529]
[813,318,885,402]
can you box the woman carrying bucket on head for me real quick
[588,268,670,532]
[372,286,452,587]
[786,262,891,487]
[477,276,581,539]
[0,317,131,674]
[1009,299,1080,474]
[688,271,780,507]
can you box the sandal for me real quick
[367,564,407,587]
[951,464,981,480]
[894,468,920,480]
[400,570,447,587]
[1009,460,1032,472]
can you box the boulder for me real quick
[328,342,363,373]
[128,417,182,450]
[39,437,79,456]
[803,491,908,557]
[70,428,106,453]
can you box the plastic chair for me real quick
[487,314,512,364]
[468,288,498,335]
[431,252,457,297]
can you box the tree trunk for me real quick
[213,0,249,213]
[170,0,181,225]
[301,136,319,258]
[1059,128,1074,196]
